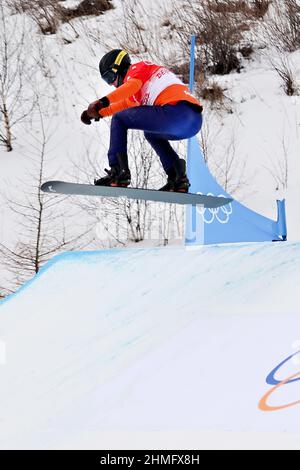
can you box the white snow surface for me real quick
[0,243,300,449]
[1,0,300,451]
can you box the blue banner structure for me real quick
[185,36,287,246]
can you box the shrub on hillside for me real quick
[8,0,60,34]
[61,0,113,22]
[7,0,113,35]
[200,81,226,108]
[271,56,300,96]
[251,0,271,18]
[173,0,257,76]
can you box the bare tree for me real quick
[200,118,248,196]
[70,128,185,247]
[211,132,248,195]
[198,108,222,164]
[0,110,91,294]
[118,0,150,54]
[263,0,300,53]
[71,131,157,246]
[98,0,178,65]
[264,136,289,192]
[0,1,37,151]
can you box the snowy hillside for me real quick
[0,243,300,449]
[1,1,300,295]
[0,0,300,451]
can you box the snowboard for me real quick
[41,181,232,208]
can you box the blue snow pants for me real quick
[107,101,203,172]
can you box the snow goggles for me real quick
[101,69,118,85]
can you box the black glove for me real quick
[87,97,110,119]
[81,110,92,125]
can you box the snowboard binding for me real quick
[159,158,190,193]
[94,153,131,188]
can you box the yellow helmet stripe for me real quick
[114,50,128,67]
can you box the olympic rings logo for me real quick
[259,350,300,412]
[196,192,233,224]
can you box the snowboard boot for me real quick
[113,152,131,187]
[94,164,120,187]
[174,158,190,193]
[159,159,190,193]
[94,154,131,188]
[159,167,177,192]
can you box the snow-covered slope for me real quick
[1,0,300,450]
[0,243,300,449]
[1,1,300,297]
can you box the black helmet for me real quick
[99,49,131,87]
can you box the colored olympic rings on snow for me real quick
[259,350,300,412]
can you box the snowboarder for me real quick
[81,49,203,192]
